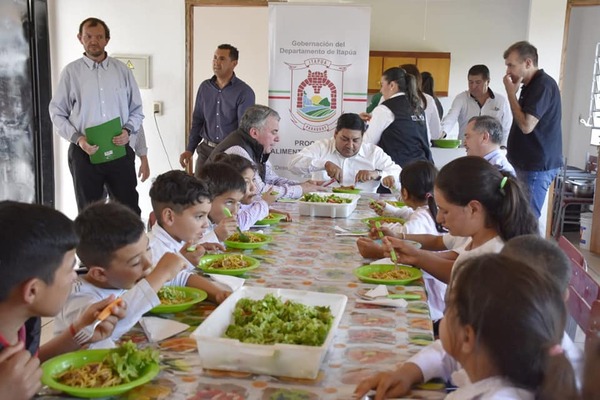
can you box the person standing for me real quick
[179,44,255,177]
[49,17,143,215]
[441,65,512,145]
[503,41,563,218]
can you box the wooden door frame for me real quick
[561,0,600,253]
[184,0,268,152]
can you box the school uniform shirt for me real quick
[445,376,534,400]
[237,200,269,231]
[149,223,196,271]
[54,277,161,348]
[451,236,504,280]
[380,205,447,321]
[199,220,220,245]
[288,137,401,193]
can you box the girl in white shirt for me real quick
[356,160,447,320]
[381,156,538,285]
[354,253,579,400]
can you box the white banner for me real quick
[268,3,371,180]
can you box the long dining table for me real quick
[41,195,444,400]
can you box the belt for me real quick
[201,139,219,148]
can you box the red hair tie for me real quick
[548,344,564,356]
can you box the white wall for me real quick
[528,0,567,81]
[562,6,600,168]
[48,0,580,222]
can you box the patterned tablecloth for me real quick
[41,196,444,400]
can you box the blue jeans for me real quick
[515,168,560,218]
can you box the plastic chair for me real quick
[560,236,600,349]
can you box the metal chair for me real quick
[551,163,594,239]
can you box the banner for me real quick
[268,3,371,180]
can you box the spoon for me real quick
[222,207,250,242]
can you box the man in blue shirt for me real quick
[49,17,143,215]
[179,44,255,177]
[503,41,562,218]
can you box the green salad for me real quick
[105,341,159,383]
[300,193,352,204]
[157,287,189,305]
[224,294,333,346]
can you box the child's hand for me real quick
[369,200,386,216]
[214,289,231,304]
[354,370,412,400]
[146,252,187,291]
[269,208,292,222]
[180,242,207,266]
[261,191,278,205]
[356,237,385,259]
[74,295,127,344]
[214,217,238,242]
[0,342,42,400]
[202,242,226,253]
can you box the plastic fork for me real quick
[374,221,399,268]
[72,298,123,345]
[222,207,249,242]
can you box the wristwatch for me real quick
[123,127,131,135]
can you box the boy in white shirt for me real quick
[148,170,229,303]
[55,202,188,347]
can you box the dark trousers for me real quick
[193,141,216,178]
[68,143,141,215]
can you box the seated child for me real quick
[212,153,291,229]
[355,253,579,399]
[55,202,187,347]
[0,201,125,399]
[198,162,247,243]
[148,170,230,303]
[356,160,447,321]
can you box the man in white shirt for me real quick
[441,64,512,145]
[463,115,516,176]
[288,113,401,193]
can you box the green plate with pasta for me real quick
[150,286,208,314]
[224,232,273,249]
[255,212,286,226]
[354,264,423,285]
[41,349,160,398]
[362,216,406,226]
[197,254,261,276]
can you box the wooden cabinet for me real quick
[368,51,451,96]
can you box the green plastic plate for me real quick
[41,349,159,398]
[432,139,461,148]
[150,286,207,314]
[197,254,261,276]
[255,212,286,226]
[224,232,273,249]
[362,216,406,226]
[332,187,361,194]
[354,264,423,285]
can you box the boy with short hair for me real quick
[148,171,230,303]
[55,201,187,347]
[197,162,247,243]
[0,201,125,399]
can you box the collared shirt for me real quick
[49,54,144,144]
[187,74,255,151]
[225,146,303,199]
[288,138,402,193]
[484,148,516,176]
[149,223,195,271]
[238,201,269,231]
[441,88,512,145]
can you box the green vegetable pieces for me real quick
[300,193,352,204]
[106,341,159,383]
[224,294,333,346]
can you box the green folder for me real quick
[85,117,126,164]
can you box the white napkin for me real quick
[139,317,190,342]
[355,297,408,308]
[334,225,368,236]
[364,284,389,298]
[208,274,245,292]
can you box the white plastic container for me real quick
[580,212,593,250]
[298,192,360,218]
[191,286,347,379]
